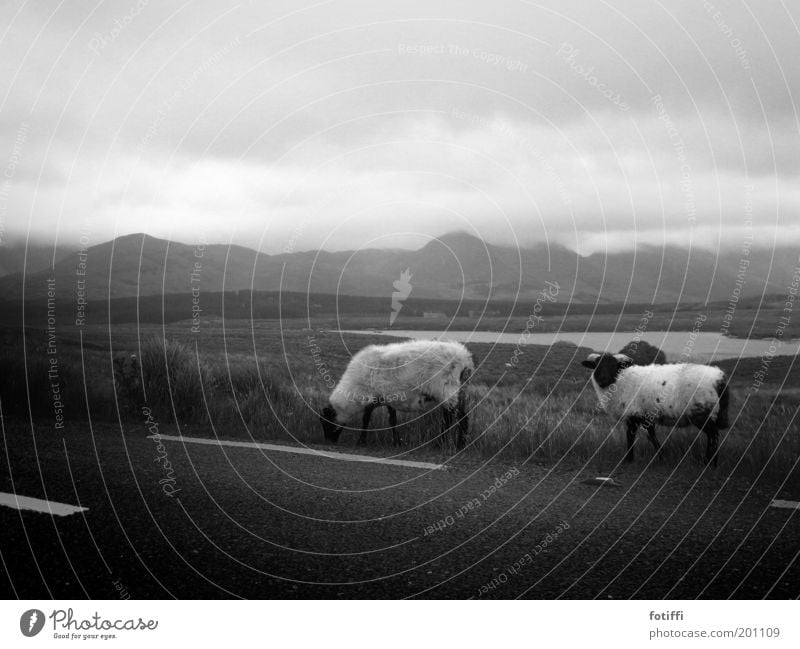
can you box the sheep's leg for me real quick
[438,405,454,447]
[692,411,720,467]
[624,418,640,462]
[644,420,661,458]
[358,404,375,446]
[455,387,469,450]
[702,421,719,467]
[387,406,401,446]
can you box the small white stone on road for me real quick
[581,476,622,487]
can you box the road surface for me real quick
[1,420,798,599]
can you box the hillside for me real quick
[0,231,795,305]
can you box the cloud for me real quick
[1,0,798,255]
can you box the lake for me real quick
[335,329,800,362]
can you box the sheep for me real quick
[581,352,729,466]
[319,340,474,449]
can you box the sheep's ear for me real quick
[581,353,600,369]
[614,353,634,368]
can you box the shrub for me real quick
[112,352,142,414]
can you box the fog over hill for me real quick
[0,231,795,306]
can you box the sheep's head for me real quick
[320,404,343,443]
[581,352,634,388]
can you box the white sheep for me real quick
[320,340,474,448]
[581,352,730,466]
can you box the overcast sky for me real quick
[0,0,798,255]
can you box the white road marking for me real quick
[770,499,800,510]
[151,434,447,470]
[0,493,88,516]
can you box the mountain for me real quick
[0,231,795,306]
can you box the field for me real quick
[4,290,798,340]
[3,315,799,487]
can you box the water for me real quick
[336,329,799,362]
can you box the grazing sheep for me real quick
[320,340,474,449]
[581,352,729,466]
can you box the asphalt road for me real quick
[1,419,799,599]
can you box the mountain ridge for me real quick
[0,231,794,305]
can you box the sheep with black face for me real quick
[320,340,474,449]
[581,352,729,466]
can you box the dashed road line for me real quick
[770,499,800,510]
[0,493,89,517]
[150,434,446,470]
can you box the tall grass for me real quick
[205,354,320,441]
[269,381,799,479]
[138,337,214,423]
[3,329,798,481]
